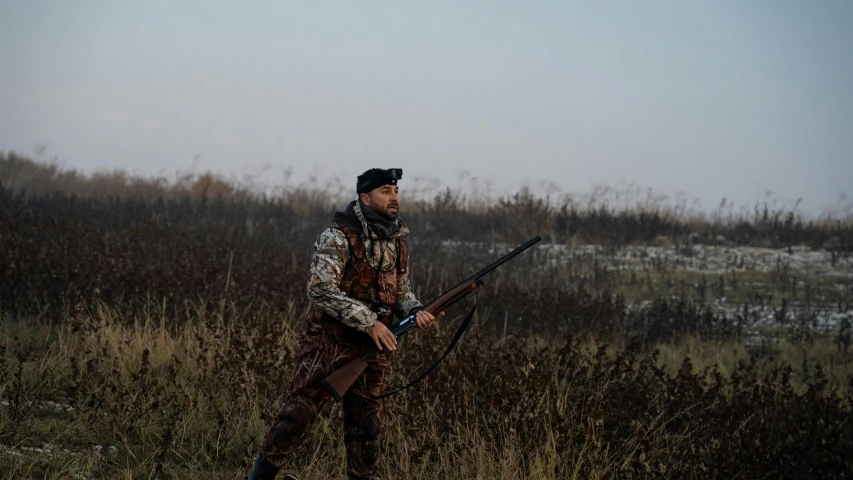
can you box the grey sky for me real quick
[1,1,851,215]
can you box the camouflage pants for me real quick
[260,334,388,480]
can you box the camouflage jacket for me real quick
[306,200,422,343]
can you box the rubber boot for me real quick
[247,455,280,480]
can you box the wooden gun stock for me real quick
[320,354,373,402]
[321,236,541,401]
[320,280,481,401]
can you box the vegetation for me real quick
[1,152,852,479]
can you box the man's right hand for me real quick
[366,322,397,351]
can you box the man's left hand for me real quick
[415,310,445,329]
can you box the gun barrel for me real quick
[461,236,541,284]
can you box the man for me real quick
[248,168,440,480]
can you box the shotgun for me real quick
[320,236,542,401]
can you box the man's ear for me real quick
[359,192,371,206]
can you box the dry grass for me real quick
[1,152,852,479]
[2,301,852,479]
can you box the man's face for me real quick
[361,184,400,220]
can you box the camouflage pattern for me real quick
[260,335,388,479]
[259,199,421,479]
[307,200,421,338]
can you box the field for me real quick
[1,152,852,479]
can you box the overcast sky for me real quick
[1,1,851,215]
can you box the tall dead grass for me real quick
[2,300,852,479]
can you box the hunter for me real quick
[248,168,440,480]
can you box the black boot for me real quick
[247,455,280,480]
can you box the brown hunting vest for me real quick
[307,223,409,346]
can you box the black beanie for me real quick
[356,168,403,194]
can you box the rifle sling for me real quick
[364,292,480,400]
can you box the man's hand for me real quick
[366,322,397,351]
[416,310,445,329]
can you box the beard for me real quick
[367,202,398,221]
[376,205,398,221]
